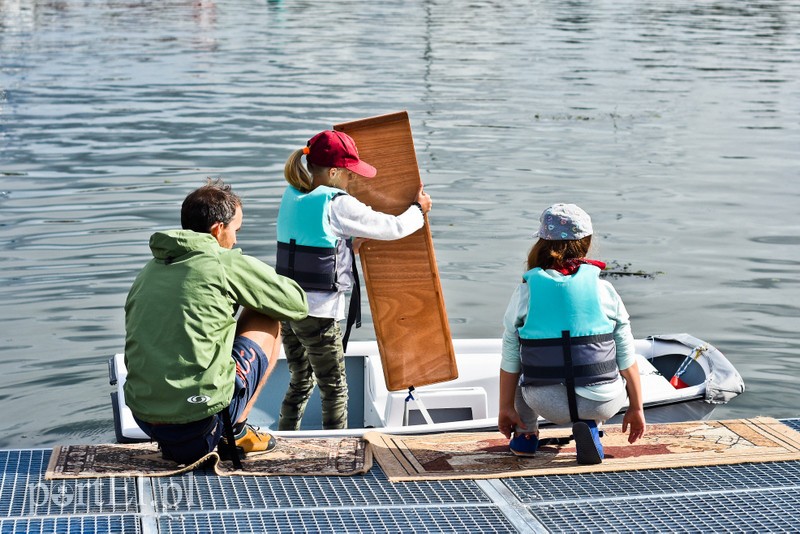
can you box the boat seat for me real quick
[636,353,680,396]
[383,387,489,427]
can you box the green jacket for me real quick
[124,230,308,424]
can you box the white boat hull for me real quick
[109,335,743,442]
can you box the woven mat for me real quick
[46,436,371,479]
[365,417,800,482]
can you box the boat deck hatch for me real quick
[383,387,489,427]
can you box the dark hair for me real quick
[181,178,241,233]
[526,236,592,270]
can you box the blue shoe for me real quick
[573,420,603,465]
[509,433,539,457]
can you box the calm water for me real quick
[1,0,798,449]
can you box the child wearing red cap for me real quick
[275,130,432,431]
[497,204,646,464]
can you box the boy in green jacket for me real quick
[124,179,308,465]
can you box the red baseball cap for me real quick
[305,130,377,178]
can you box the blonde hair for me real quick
[526,236,592,270]
[284,149,314,192]
[283,149,350,192]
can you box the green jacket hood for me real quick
[149,230,219,261]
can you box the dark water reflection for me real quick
[1,0,798,448]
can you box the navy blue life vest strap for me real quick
[276,240,339,289]
[520,333,616,381]
[561,330,580,423]
[521,360,617,380]
[342,243,361,352]
[520,333,613,347]
[287,239,296,279]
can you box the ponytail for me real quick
[283,148,313,192]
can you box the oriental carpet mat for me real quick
[46,436,371,479]
[365,417,800,482]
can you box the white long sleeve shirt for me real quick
[500,270,636,401]
[306,194,424,320]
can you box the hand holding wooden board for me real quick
[334,112,457,391]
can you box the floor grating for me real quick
[0,515,141,534]
[782,418,800,432]
[2,419,800,532]
[529,487,800,533]
[155,507,518,534]
[0,449,138,518]
[150,466,490,513]
[504,460,800,504]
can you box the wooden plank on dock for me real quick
[335,112,457,391]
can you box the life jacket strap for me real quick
[522,360,618,380]
[342,243,361,352]
[287,239,296,279]
[520,332,613,347]
[561,330,580,423]
[276,240,338,291]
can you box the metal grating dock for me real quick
[2,419,799,533]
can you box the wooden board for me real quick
[335,112,457,391]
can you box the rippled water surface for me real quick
[1,0,798,448]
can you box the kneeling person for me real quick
[497,204,646,464]
[124,179,308,464]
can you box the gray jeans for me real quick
[515,383,627,434]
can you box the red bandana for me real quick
[554,258,606,276]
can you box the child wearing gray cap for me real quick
[497,203,646,464]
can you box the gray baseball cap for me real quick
[536,203,593,240]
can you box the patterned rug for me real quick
[46,436,371,479]
[365,417,800,482]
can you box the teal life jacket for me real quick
[276,185,347,292]
[518,264,618,388]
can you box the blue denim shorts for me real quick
[135,336,269,464]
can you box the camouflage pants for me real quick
[278,316,349,430]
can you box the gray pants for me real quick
[515,383,627,434]
[278,316,348,431]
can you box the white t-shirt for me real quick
[305,194,424,320]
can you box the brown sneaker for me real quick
[226,424,277,454]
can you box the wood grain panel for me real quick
[335,112,457,391]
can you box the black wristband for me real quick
[412,201,424,215]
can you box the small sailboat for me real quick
[109,333,744,442]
